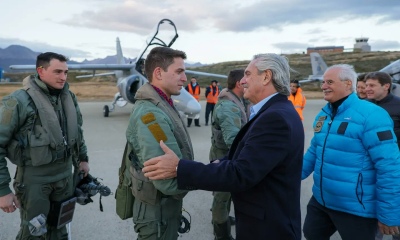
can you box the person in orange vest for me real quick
[205,80,220,126]
[185,76,201,127]
[288,80,306,120]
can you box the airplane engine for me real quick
[117,74,143,104]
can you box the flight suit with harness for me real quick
[125,83,193,240]
[0,75,88,240]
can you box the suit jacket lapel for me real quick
[228,93,288,159]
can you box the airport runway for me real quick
[1,99,385,240]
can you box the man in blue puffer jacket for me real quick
[302,64,400,240]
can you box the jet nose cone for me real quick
[186,100,201,115]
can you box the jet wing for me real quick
[380,59,400,82]
[9,64,134,71]
[186,70,227,79]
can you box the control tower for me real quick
[354,37,371,52]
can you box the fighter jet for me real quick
[10,19,227,117]
[298,52,400,95]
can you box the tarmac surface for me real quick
[0,99,390,240]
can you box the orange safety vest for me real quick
[206,85,219,104]
[288,88,306,120]
[187,84,200,101]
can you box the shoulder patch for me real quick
[0,108,13,125]
[377,130,393,141]
[231,107,239,113]
[141,113,156,124]
[148,123,168,143]
[4,98,17,109]
[234,118,241,128]
[0,97,17,125]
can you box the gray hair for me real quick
[324,64,357,92]
[252,53,291,96]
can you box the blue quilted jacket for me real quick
[303,93,400,226]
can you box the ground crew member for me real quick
[205,80,220,126]
[125,47,194,240]
[0,52,90,239]
[288,80,306,120]
[210,69,247,240]
[185,76,201,127]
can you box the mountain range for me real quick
[0,45,204,72]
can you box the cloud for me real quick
[370,40,400,51]
[272,42,310,53]
[60,1,201,34]
[58,0,400,35]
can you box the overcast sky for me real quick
[1,0,399,64]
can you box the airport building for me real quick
[353,37,371,52]
[307,46,344,54]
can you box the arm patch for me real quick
[141,113,156,124]
[0,98,17,125]
[148,123,168,143]
[0,109,13,125]
[377,130,393,141]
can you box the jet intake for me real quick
[117,75,142,104]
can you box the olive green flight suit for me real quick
[126,83,193,240]
[0,75,88,239]
[210,88,247,240]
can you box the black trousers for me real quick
[205,103,215,125]
[303,196,377,240]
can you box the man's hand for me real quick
[378,221,400,235]
[79,161,90,177]
[0,193,20,213]
[143,140,179,180]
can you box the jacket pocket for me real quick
[130,166,161,205]
[29,126,55,166]
[7,139,24,166]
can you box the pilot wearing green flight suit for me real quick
[210,69,248,240]
[125,47,193,240]
[0,52,90,239]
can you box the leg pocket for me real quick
[13,181,26,209]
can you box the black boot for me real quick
[213,221,234,240]
[187,118,192,127]
[194,119,201,127]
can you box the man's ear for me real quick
[384,83,391,91]
[263,70,272,85]
[36,66,43,76]
[153,67,162,81]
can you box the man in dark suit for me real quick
[142,53,304,240]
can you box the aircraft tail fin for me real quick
[116,37,125,64]
[310,52,328,76]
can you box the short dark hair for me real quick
[144,47,187,82]
[357,73,367,82]
[290,80,300,87]
[227,69,244,90]
[365,71,392,92]
[36,52,68,69]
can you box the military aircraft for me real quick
[298,52,400,95]
[298,52,327,84]
[9,19,227,117]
